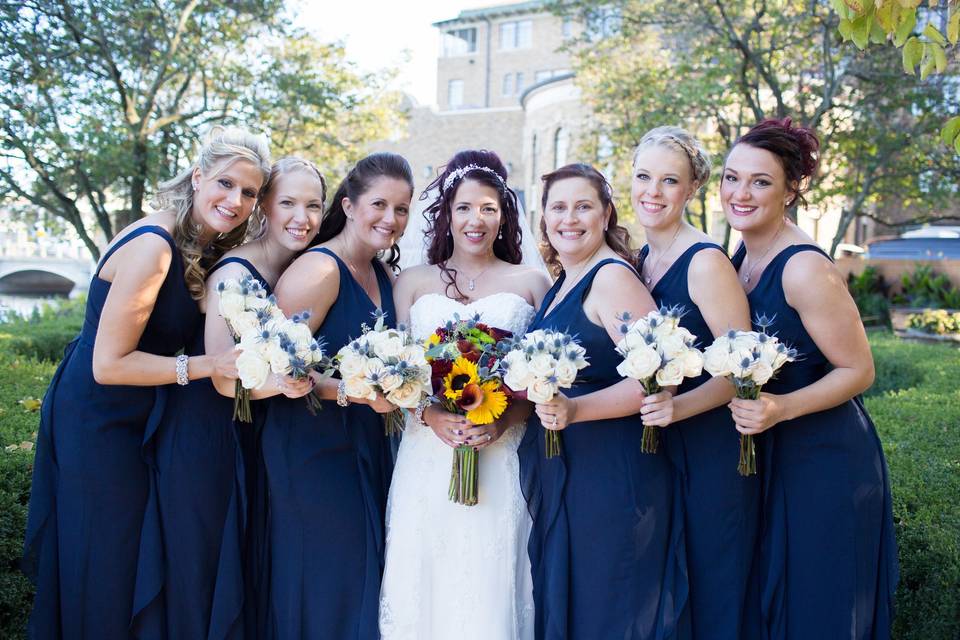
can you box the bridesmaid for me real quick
[723,118,897,639]
[133,158,326,638]
[261,152,414,638]
[22,126,269,639]
[633,126,760,639]
[519,163,686,640]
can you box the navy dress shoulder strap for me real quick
[208,257,273,295]
[95,225,177,278]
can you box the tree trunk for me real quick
[126,137,149,230]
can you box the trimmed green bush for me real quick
[0,297,84,363]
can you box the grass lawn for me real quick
[0,325,956,638]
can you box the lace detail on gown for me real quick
[379,292,537,640]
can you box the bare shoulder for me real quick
[281,249,339,288]
[688,245,734,277]
[593,260,644,294]
[782,247,846,306]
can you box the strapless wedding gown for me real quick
[379,292,537,640]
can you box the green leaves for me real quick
[902,36,924,73]
[941,116,960,154]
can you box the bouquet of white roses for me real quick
[336,310,432,436]
[219,275,330,419]
[501,329,589,458]
[702,323,797,476]
[615,306,704,454]
[217,275,281,421]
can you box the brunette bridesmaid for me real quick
[725,118,897,639]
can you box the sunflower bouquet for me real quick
[424,314,513,506]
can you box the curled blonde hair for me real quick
[152,125,271,300]
[633,126,712,188]
[253,157,327,239]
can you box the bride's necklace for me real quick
[741,220,786,284]
[448,259,495,292]
[643,225,683,285]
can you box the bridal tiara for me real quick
[441,164,506,193]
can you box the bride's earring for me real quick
[498,226,503,240]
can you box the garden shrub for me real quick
[848,266,891,326]
[893,264,960,309]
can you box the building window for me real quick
[586,7,622,40]
[442,28,477,56]
[448,79,464,108]
[500,19,532,49]
[562,17,573,38]
[554,127,569,170]
[502,72,526,96]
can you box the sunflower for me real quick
[443,357,479,401]
[425,332,442,349]
[443,357,508,425]
[463,380,508,425]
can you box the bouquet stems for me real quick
[449,445,478,506]
[233,381,253,423]
[736,383,761,476]
[384,409,405,437]
[304,387,324,415]
[545,430,562,459]
[640,378,662,454]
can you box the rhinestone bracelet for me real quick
[175,354,189,386]
[336,379,349,407]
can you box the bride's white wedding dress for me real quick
[379,291,537,640]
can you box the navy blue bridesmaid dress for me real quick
[23,225,200,639]
[731,244,898,639]
[518,258,688,640]
[132,257,271,639]
[639,242,761,640]
[260,247,395,639]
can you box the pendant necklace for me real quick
[742,220,786,285]
[643,225,683,286]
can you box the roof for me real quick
[433,1,549,27]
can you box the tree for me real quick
[835,0,960,151]
[0,1,401,260]
[559,0,958,253]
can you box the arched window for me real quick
[553,127,569,170]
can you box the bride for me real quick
[379,150,550,639]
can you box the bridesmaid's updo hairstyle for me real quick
[539,163,636,277]
[733,117,820,207]
[422,149,523,300]
[313,152,414,271]
[153,125,272,301]
[254,157,327,238]
[633,125,712,188]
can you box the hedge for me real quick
[0,319,957,638]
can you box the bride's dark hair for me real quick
[421,149,523,300]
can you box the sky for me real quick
[292,0,495,107]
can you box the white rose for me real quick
[386,380,423,409]
[731,331,760,351]
[374,333,404,360]
[749,360,774,385]
[528,352,557,379]
[246,295,271,311]
[337,350,365,378]
[623,329,648,351]
[527,378,559,403]
[266,341,292,374]
[616,343,661,381]
[554,358,578,387]
[378,369,404,394]
[344,375,376,401]
[363,357,386,377]
[658,333,688,359]
[284,321,314,347]
[230,310,261,339]
[681,348,704,378]
[651,317,675,339]
[702,341,732,377]
[417,364,433,386]
[236,349,270,390]
[656,358,685,387]
[503,362,533,392]
[218,290,246,322]
[728,349,756,379]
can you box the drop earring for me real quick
[498,227,503,240]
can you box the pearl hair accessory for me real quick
[442,164,505,193]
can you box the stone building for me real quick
[374,0,586,228]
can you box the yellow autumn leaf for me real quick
[19,397,41,412]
